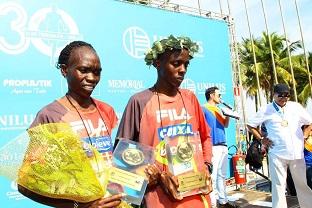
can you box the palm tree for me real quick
[239,32,302,103]
[291,52,312,105]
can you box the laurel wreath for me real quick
[144,35,199,66]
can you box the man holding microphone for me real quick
[202,86,239,208]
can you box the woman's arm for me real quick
[18,185,123,208]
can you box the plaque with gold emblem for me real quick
[176,142,194,162]
[165,133,209,198]
[109,139,155,205]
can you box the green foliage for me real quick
[239,32,312,105]
[144,35,199,66]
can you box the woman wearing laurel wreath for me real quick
[17,41,125,208]
[116,35,213,208]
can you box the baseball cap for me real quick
[273,83,290,94]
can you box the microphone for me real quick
[220,99,240,119]
[220,99,233,110]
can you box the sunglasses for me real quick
[277,93,290,98]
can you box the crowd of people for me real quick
[17,36,312,208]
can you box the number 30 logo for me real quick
[0,2,80,58]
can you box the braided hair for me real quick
[56,41,95,69]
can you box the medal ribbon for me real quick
[272,101,286,123]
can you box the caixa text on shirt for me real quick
[158,124,194,140]
[82,136,112,155]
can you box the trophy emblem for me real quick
[122,148,145,166]
[176,142,194,162]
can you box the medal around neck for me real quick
[281,120,288,127]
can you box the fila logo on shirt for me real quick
[156,108,192,123]
[70,118,108,137]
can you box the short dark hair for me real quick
[56,41,95,69]
[205,86,219,101]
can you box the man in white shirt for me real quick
[247,83,312,208]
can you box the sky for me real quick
[164,0,312,115]
[168,0,312,52]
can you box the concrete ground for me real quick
[227,189,299,208]
[224,157,300,208]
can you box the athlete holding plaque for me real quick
[116,35,213,208]
[247,83,312,208]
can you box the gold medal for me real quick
[122,148,145,166]
[281,120,288,127]
[177,142,194,162]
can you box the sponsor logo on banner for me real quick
[107,79,144,93]
[0,2,81,65]
[0,114,35,130]
[123,26,204,59]
[0,135,27,200]
[180,78,226,95]
[6,181,25,201]
[123,26,150,58]
[180,78,197,94]
[2,79,52,95]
